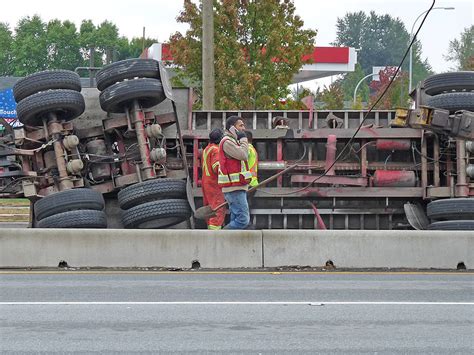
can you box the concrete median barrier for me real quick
[0,229,262,268]
[262,230,473,269]
[0,229,472,269]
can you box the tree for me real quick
[290,85,313,101]
[0,22,13,76]
[78,20,127,68]
[334,11,365,50]
[369,67,408,109]
[116,37,158,60]
[333,11,431,88]
[95,20,121,63]
[444,25,473,71]
[273,85,314,110]
[1,15,153,77]
[12,15,48,76]
[315,82,344,110]
[169,0,316,109]
[337,63,369,104]
[46,20,82,71]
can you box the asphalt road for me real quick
[1,272,473,353]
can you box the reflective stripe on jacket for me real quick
[248,143,258,187]
[218,136,252,187]
[202,143,219,178]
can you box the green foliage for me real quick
[0,15,158,77]
[291,85,314,101]
[79,20,119,67]
[337,63,369,104]
[169,0,316,109]
[334,11,432,88]
[118,37,158,60]
[315,82,344,110]
[12,15,48,76]
[333,11,365,49]
[351,95,363,110]
[0,22,13,75]
[46,20,82,71]
[369,67,409,109]
[444,25,473,71]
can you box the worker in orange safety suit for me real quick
[201,128,226,229]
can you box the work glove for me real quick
[236,131,247,140]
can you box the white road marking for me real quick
[0,301,473,305]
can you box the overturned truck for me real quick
[2,60,192,229]
[1,63,473,230]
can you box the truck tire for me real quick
[99,78,165,113]
[96,59,160,91]
[118,179,187,210]
[425,92,474,113]
[13,70,82,103]
[427,220,474,231]
[426,198,474,221]
[34,188,105,221]
[16,89,85,126]
[424,71,474,96]
[121,199,191,229]
[37,209,107,228]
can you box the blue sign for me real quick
[0,88,16,118]
[0,88,21,127]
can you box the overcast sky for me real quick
[1,0,472,89]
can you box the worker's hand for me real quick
[236,131,246,140]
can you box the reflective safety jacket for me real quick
[202,143,219,180]
[218,136,252,188]
[201,143,226,230]
[248,143,258,187]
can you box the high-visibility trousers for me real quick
[202,178,226,229]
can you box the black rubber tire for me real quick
[121,199,191,229]
[96,59,160,91]
[34,188,105,221]
[427,220,474,231]
[99,78,165,113]
[424,71,474,96]
[13,70,82,103]
[16,89,85,126]
[37,210,107,228]
[118,179,187,210]
[426,198,474,221]
[425,92,474,113]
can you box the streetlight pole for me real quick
[353,73,377,105]
[408,7,454,93]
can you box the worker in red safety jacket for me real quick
[218,116,252,229]
[201,128,226,229]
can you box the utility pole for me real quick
[202,0,215,110]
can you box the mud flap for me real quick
[158,61,173,100]
[404,202,429,230]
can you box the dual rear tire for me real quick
[424,71,474,113]
[426,198,474,231]
[96,59,166,113]
[13,70,85,126]
[34,189,107,229]
[118,179,191,229]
